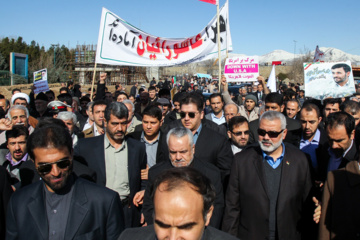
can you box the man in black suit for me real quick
[0,166,12,239]
[299,103,328,182]
[318,111,358,183]
[249,92,302,147]
[6,124,124,239]
[160,93,233,181]
[141,127,224,228]
[222,111,312,239]
[119,167,238,240]
[74,102,147,228]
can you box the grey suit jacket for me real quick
[6,176,124,240]
[118,225,239,240]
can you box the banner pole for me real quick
[217,2,221,92]
[90,62,97,100]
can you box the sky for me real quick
[1,0,359,56]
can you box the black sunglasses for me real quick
[257,129,284,138]
[37,159,71,175]
[231,130,249,136]
[180,112,197,119]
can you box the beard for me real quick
[106,128,125,141]
[40,163,72,192]
[258,138,283,153]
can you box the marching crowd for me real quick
[0,68,359,239]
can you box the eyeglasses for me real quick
[180,112,198,119]
[257,129,284,138]
[37,159,71,175]
[231,130,249,136]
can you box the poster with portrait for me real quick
[304,61,355,100]
[33,68,50,94]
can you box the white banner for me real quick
[95,2,232,66]
[304,61,355,99]
[224,56,259,82]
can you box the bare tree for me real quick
[289,47,312,84]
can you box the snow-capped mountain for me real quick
[256,47,360,64]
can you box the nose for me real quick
[50,163,61,176]
[169,227,179,240]
[175,152,182,160]
[305,122,310,129]
[331,141,339,149]
[15,143,21,150]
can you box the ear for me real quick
[204,205,214,226]
[282,128,288,140]
[318,116,322,123]
[104,120,108,128]
[160,119,163,127]
[200,110,204,119]
[350,129,355,140]
[192,144,195,155]
[227,130,232,139]
[280,104,285,112]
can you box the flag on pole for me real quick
[313,45,325,62]
[267,65,277,93]
[199,0,218,5]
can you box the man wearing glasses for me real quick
[222,111,312,240]
[161,93,233,182]
[6,124,125,239]
[227,116,250,155]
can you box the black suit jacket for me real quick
[0,166,12,239]
[74,135,147,227]
[142,159,224,228]
[118,225,239,240]
[318,140,358,183]
[222,144,313,240]
[6,177,124,240]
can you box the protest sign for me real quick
[33,68,49,94]
[95,1,232,66]
[304,61,355,100]
[224,56,259,82]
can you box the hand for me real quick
[141,165,149,180]
[30,84,36,92]
[221,75,227,86]
[0,118,13,131]
[140,213,147,227]
[133,190,145,207]
[313,197,321,224]
[100,72,107,84]
[257,76,265,85]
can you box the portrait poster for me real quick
[33,68,50,94]
[224,56,259,82]
[304,61,355,100]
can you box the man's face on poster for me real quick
[332,67,350,85]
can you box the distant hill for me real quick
[228,47,360,65]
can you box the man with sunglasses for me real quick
[6,124,125,240]
[161,93,233,181]
[227,116,250,155]
[223,111,312,240]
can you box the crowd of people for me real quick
[0,68,359,239]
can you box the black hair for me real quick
[12,89,21,94]
[323,98,342,107]
[114,91,128,100]
[209,93,224,103]
[92,100,107,113]
[180,92,204,112]
[326,112,355,137]
[59,87,69,94]
[45,90,55,97]
[79,96,91,103]
[228,116,249,132]
[149,167,215,220]
[142,105,162,121]
[104,102,128,122]
[265,92,283,106]
[148,86,156,92]
[57,93,73,106]
[158,89,170,99]
[27,124,72,160]
[6,125,29,141]
[301,103,321,118]
[340,100,360,115]
[331,63,351,73]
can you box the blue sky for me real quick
[1,0,359,56]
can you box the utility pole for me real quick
[51,44,60,67]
